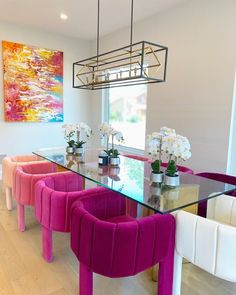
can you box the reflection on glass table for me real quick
[33,148,236,214]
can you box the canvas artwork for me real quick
[2,41,63,122]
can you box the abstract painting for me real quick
[2,41,63,122]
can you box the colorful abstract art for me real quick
[2,41,63,122]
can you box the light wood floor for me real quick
[0,181,236,295]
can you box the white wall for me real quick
[91,0,236,173]
[0,22,92,156]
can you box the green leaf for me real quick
[166,160,177,177]
[151,159,161,173]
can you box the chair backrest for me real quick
[20,162,57,175]
[161,162,194,174]
[42,172,83,192]
[70,189,175,278]
[35,172,84,232]
[13,162,59,206]
[2,155,43,187]
[11,155,40,162]
[197,172,236,196]
[175,210,236,282]
[196,172,236,217]
[207,194,236,227]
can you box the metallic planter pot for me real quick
[74,147,84,155]
[151,171,164,184]
[109,157,120,166]
[164,174,180,188]
[66,146,74,154]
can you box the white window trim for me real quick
[227,70,236,175]
[102,88,145,156]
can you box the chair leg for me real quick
[158,244,175,295]
[79,262,93,295]
[6,187,13,211]
[17,203,25,232]
[42,226,53,262]
[172,251,183,295]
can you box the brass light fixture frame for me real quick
[73,0,168,90]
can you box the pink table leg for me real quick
[42,225,53,262]
[17,203,25,232]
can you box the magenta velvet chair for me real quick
[34,172,85,262]
[13,161,63,232]
[70,189,176,295]
[196,172,236,217]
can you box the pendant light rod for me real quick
[130,0,134,46]
[97,0,100,57]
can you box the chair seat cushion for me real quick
[107,215,135,223]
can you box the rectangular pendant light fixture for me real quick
[73,1,168,90]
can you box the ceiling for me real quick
[0,0,188,40]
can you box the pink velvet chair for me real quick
[13,161,64,232]
[70,189,176,295]
[34,172,85,262]
[2,155,45,210]
[196,172,236,217]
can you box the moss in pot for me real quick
[109,149,120,166]
[165,160,180,187]
[66,140,75,154]
[151,160,163,184]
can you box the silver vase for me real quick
[74,147,84,155]
[66,146,74,154]
[109,156,120,166]
[164,174,180,188]
[151,171,164,184]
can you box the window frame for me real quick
[102,87,147,156]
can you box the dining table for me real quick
[33,147,236,214]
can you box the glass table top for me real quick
[33,148,236,214]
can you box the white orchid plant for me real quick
[62,124,76,147]
[99,122,124,157]
[148,127,191,176]
[75,122,92,148]
[62,122,92,148]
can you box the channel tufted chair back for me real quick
[173,194,236,295]
[196,172,236,217]
[34,172,88,262]
[70,189,176,295]
[2,154,45,210]
[13,161,64,232]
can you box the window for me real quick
[107,85,147,150]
